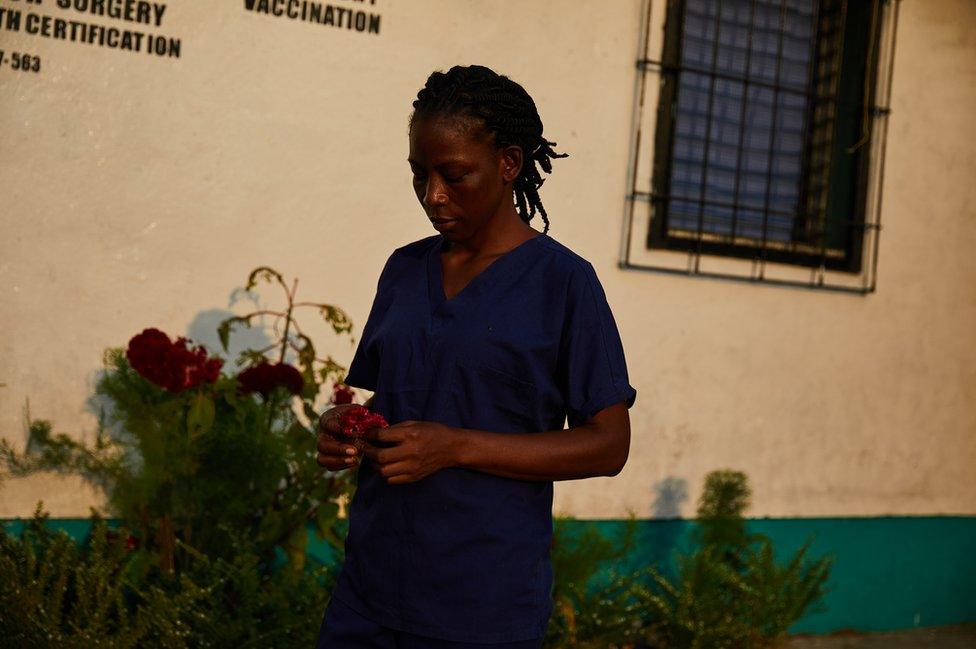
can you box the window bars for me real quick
[622,0,901,294]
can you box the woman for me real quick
[315,64,637,649]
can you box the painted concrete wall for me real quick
[1,0,973,520]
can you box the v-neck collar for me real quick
[427,232,545,313]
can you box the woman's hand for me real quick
[362,420,460,485]
[316,404,365,471]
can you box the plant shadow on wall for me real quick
[642,476,692,579]
[0,267,836,648]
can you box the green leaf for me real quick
[299,378,319,404]
[217,319,231,352]
[186,392,215,439]
[222,385,240,409]
[303,402,321,426]
[216,315,256,353]
[245,266,286,292]
[295,333,316,368]
[315,303,354,335]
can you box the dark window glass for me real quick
[648,0,886,274]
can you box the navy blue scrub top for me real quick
[331,231,637,644]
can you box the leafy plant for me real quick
[0,266,360,645]
[0,504,146,648]
[544,512,654,649]
[1,266,357,576]
[638,470,835,649]
[0,503,335,648]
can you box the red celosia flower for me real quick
[238,361,304,399]
[337,405,389,452]
[331,382,355,405]
[338,405,388,437]
[126,328,223,393]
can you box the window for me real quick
[623,0,901,293]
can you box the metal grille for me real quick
[622,0,900,294]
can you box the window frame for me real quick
[623,0,901,293]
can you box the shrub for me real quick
[0,504,335,647]
[638,470,835,649]
[0,266,355,646]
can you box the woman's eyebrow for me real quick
[407,157,469,166]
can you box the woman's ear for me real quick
[500,145,523,184]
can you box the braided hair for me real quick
[409,64,569,235]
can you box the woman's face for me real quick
[408,115,522,241]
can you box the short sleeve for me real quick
[343,251,398,392]
[557,261,637,429]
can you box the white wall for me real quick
[1,0,973,519]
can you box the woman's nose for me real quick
[423,177,448,207]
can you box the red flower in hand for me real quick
[338,405,388,451]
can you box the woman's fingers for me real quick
[317,406,344,436]
[315,405,365,470]
[317,432,357,456]
[316,430,361,471]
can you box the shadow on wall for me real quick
[186,308,276,369]
[625,476,692,579]
[653,476,688,519]
[187,285,284,367]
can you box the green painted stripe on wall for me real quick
[4,515,974,634]
[581,517,976,634]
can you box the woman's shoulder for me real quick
[532,232,602,290]
[535,232,590,267]
[390,234,440,261]
[375,235,439,275]
[370,236,438,291]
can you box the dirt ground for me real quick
[782,623,976,648]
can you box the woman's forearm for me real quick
[449,423,626,482]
